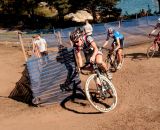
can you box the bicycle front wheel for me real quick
[85,74,117,113]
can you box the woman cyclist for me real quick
[103,27,124,70]
[70,28,112,80]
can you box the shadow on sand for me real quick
[8,65,33,105]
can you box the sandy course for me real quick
[0,43,160,130]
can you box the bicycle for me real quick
[103,48,125,72]
[147,31,160,58]
[80,62,117,113]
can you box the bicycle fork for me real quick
[95,74,110,99]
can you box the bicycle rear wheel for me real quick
[85,74,117,113]
[147,43,157,58]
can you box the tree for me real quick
[69,0,120,22]
[0,0,39,17]
[46,0,71,23]
[158,0,160,13]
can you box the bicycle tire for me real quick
[85,74,117,113]
[147,44,156,58]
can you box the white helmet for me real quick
[107,27,114,34]
[158,18,160,23]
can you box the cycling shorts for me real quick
[112,38,124,49]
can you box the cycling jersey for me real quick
[74,35,102,62]
[107,31,124,41]
[75,35,93,53]
[106,31,124,49]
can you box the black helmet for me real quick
[70,28,83,43]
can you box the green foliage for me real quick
[69,0,120,22]
[35,6,57,17]
[53,0,71,15]
[158,0,160,13]
[0,0,121,29]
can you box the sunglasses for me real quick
[74,40,79,44]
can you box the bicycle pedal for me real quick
[104,93,111,98]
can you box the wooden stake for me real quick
[18,31,27,62]
[58,31,62,45]
[68,32,73,47]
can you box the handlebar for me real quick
[77,62,98,75]
[101,47,116,55]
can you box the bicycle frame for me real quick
[104,48,118,70]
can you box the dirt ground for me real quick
[0,42,160,130]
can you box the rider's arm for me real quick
[150,23,159,34]
[150,29,157,34]
[90,41,98,63]
[103,35,109,48]
[103,40,109,48]
[76,51,83,68]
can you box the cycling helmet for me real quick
[107,27,114,34]
[70,28,83,43]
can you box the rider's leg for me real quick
[117,49,123,64]
[96,54,108,72]
[96,54,112,80]
[117,49,123,70]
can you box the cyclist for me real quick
[70,28,112,80]
[103,27,124,70]
[149,18,160,51]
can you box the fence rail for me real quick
[0,15,159,49]
[26,47,81,106]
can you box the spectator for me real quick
[32,34,48,63]
[83,19,93,36]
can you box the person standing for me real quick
[33,34,48,57]
[32,34,48,63]
[83,19,93,36]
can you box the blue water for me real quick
[116,0,159,15]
